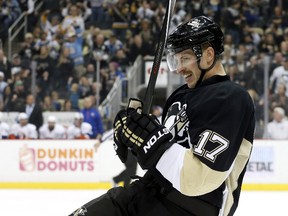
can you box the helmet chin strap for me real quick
[195,57,217,88]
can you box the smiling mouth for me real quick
[184,74,193,82]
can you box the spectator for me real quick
[66,112,93,139]
[76,1,92,24]
[110,48,130,73]
[90,82,105,104]
[18,32,36,69]
[267,107,288,139]
[242,55,264,95]
[21,94,43,131]
[136,0,155,21]
[223,33,237,57]
[9,112,38,139]
[48,33,63,60]
[90,33,109,70]
[8,78,27,111]
[222,0,244,47]
[34,46,55,96]
[0,71,8,104]
[51,91,62,111]
[247,88,263,137]
[270,83,288,115]
[40,12,62,41]
[62,4,85,38]
[2,85,13,111]
[0,50,12,80]
[63,29,85,79]
[106,61,125,90]
[34,31,50,53]
[39,115,66,139]
[0,112,9,139]
[78,76,92,98]
[21,0,37,33]
[10,55,31,88]
[269,52,284,78]
[54,46,74,95]
[258,32,278,54]
[88,0,107,28]
[270,56,288,97]
[81,96,103,139]
[41,95,54,112]
[137,18,156,48]
[109,1,130,41]
[127,34,154,64]
[0,0,21,45]
[104,33,124,59]
[279,40,288,56]
[169,2,186,33]
[63,99,73,111]
[186,0,204,18]
[84,63,96,85]
[68,83,80,111]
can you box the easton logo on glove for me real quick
[143,128,170,154]
[120,111,173,169]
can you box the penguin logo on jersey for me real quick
[163,102,189,144]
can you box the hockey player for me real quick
[66,112,93,139]
[69,16,255,216]
[39,115,66,139]
[9,112,38,139]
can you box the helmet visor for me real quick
[166,49,199,72]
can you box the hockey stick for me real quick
[142,0,176,114]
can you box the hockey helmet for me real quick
[74,112,84,119]
[47,115,57,123]
[166,16,224,72]
[18,112,28,121]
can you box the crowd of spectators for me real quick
[0,94,103,140]
[0,0,288,139]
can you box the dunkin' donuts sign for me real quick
[19,144,95,172]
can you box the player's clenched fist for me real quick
[114,108,173,169]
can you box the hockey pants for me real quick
[69,171,219,216]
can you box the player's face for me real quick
[174,49,201,88]
[19,119,28,126]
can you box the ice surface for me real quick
[0,189,286,215]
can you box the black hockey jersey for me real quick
[156,75,255,216]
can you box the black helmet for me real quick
[166,16,224,57]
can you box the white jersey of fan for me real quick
[39,123,66,139]
[10,123,38,139]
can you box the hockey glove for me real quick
[121,111,173,169]
[113,98,143,163]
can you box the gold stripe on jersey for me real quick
[179,138,252,205]
[223,138,252,215]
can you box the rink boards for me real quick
[0,139,287,191]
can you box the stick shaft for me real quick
[142,0,175,114]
